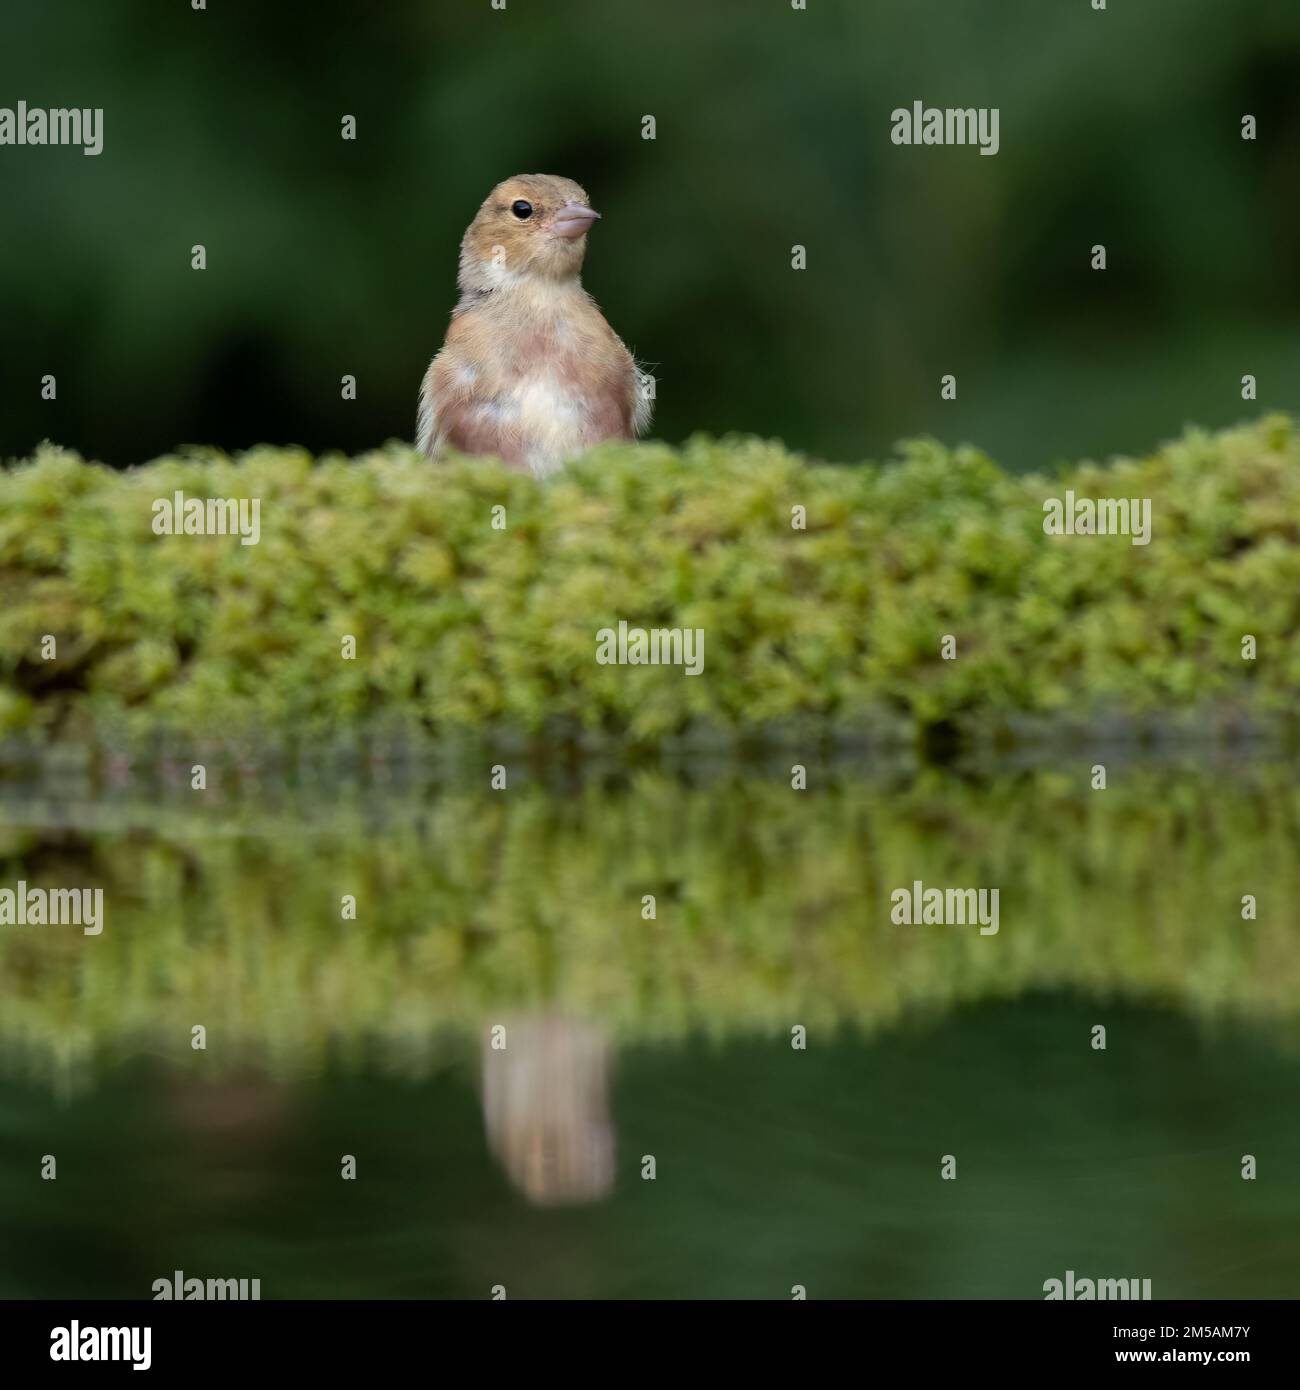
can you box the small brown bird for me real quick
[417,174,650,478]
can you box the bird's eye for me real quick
[511,200,533,220]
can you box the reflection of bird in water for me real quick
[163,1070,292,1200]
[481,1016,615,1207]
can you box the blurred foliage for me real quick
[1,416,1299,744]
[1,763,1298,1086]
[0,0,1298,469]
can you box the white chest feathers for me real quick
[511,377,588,478]
[483,306,599,478]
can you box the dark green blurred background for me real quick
[2,0,1298,471]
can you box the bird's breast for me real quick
[500,376,593,479]
[440,289,635,478]
[484,327,630,477]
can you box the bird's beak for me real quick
[551,202,601,239]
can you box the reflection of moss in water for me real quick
[1,765,1298,1084]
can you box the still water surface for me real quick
[2,754,1297,1298]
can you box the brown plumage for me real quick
[417,174,651,479]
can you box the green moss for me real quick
[2,416,1298,746]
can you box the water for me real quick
[2,754,1298,1299]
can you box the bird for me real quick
[417,174,651,479]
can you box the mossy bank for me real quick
[2,416,1298,749]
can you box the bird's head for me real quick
[457,174,601,294]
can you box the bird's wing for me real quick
[631,355,654,436]
[417,317,530,469]
[419,306,487,458]
[416,356,444,458]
